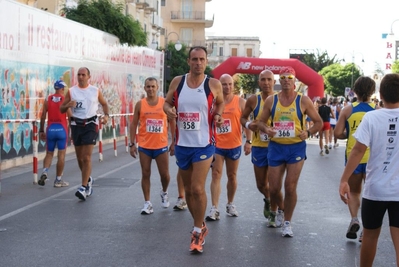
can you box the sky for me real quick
[205,0,399,75]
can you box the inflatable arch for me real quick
[211,57,324,100]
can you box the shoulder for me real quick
[208,77,222,87]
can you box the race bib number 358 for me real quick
[178,112,200,131]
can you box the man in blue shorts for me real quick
[39,79,72,187]
[164,46,224,253]
[255,66,322,237]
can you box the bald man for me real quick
[206,74,251,221]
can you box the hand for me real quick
[244,142,251,156]
[300,130,308,141]
[265,127,277,138]
[248,120,258,132]
[339,181,350,204]
[169,142,175,156]
[68,100,77,108]
[39,132,46,141]
[214,114,224,128]
[101,115,109,125]
[129,145,137,158]
[166,107,177,121]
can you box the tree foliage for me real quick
[236,74,258,96]
[62,0,147,46]
[392,60,399,73]
[301,49,339,73]
[319,63,362,96]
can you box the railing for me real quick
[170,11,207,20]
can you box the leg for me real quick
[253,165,269,199]
[360,228,381,267]
[210,154,224,208]
[225,157,239,204]
[176,170,185,198]
[347,173,364,218]
[42,151,54,170]
[318,129,323,150]
[139,151,152,201]
[283,160,305,222]
[154,152,170,193]
[75,144,95,186]
[268,164,286,211]
[55,149,66,177]
[390,226,399,266]
[183,158,213,229]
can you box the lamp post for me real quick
[342,51,364,89]
[163,30,182,96]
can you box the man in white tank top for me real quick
[60,67,110,201]
[164,46,224,253]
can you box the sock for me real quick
[43,168,49,173]
[145,201,151,204]
[193,226,202,233]
[56,176,61,181]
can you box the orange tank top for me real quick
[138,97,168,149]
[215,95,242,149]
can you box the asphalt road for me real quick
[0,138,396,267]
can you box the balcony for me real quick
[170,11,214,28]
[135,0,149,9]
[152,15,163,30]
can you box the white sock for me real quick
[193,227,202,233]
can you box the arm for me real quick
[98,90,110,124]
[210,79,225,127]
[163,76,181,120]
[339,141,367,204]
[330,107,335,119]
[334,106,351,139]
[60,90,75,114]
[257,95,275,136]
[168,117,176,156]
[303,96,323,139]
[39,100,48,141]
[239,97,252,155]
[129,101,141,158]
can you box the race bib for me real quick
[146,119,163,133]
[273,121,295,138]
[178,112,200,131]
[259,131,269,142]
[216,119,231,134]
[73,99,87,117]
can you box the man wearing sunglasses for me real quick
[255,66,322,237]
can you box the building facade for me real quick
[206,36,261,68]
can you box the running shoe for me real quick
[75,186,87,201]
[86,176,93,197]
[320,150,324,156]
[189,231,204,253]
[54,179,69,188]
[205,206,220,221]
[346,218,360,239]
[201,222,208,242]
[141,202,154,215]
[324,145,330,154]
[160,190,170,208]
[276,210,284,227]
[359,231,363,243]
[226,203,239,217]
[282,221,293,237]
[38,172,48,186]
[268,211,277,228]
[173,197,187,210]
[334,143,339,148]
[328,144,333,150]
[263,198,271,218]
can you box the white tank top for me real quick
[330,105,337,125]
[175,74,215,147]
[69,84,99,120]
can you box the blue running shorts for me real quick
[251,146,269,167]
[215,145,241,161]
[46,123,67,152]
[175,145,215,170]
[138,146,168,159]
[268,141,307,167]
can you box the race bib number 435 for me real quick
[146,119,163,133]
[273,121,295,138]
[178,112,200,130]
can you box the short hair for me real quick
[79,67,90,75]
[353,76,375,102]
[188,46,208,58]
[380,73,399,104]
[321,97,327,104]
[145,77,158,85]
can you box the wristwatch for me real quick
[129,142,135,148]
[246,140,252,144]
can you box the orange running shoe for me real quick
[201,222,208,244]
[189,231,203,253]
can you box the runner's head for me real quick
[54,80,67,90]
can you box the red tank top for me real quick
[47,93,68,131]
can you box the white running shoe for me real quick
[328,144,333,149]
[334,143,339,148]
[282,221,293,237]
[346,218,360,239]
[75,186,87,201]
[141,202,154,215]
[173,197,187,210]
[54,179,69,188]
[320,150,324,156]
[205,206,220,221]
[324,145,330,154]
[86,176,93,197]
[226,203,238,217]
[160,190,170,208]
[276,210,284,227]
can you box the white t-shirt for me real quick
[353,108,399,201]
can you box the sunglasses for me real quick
[280,75,295,80]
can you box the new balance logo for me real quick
[237,62,252,70]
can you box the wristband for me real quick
[129,142,135,148]
[245,121,251,129]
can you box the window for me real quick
[231,48,237,57]
[246,48,253,57]
[181,28,193,46]
[161,0,165,6]
[182,0,193,19]
[219,47,223,57]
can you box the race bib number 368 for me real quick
[178,112,200,131]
